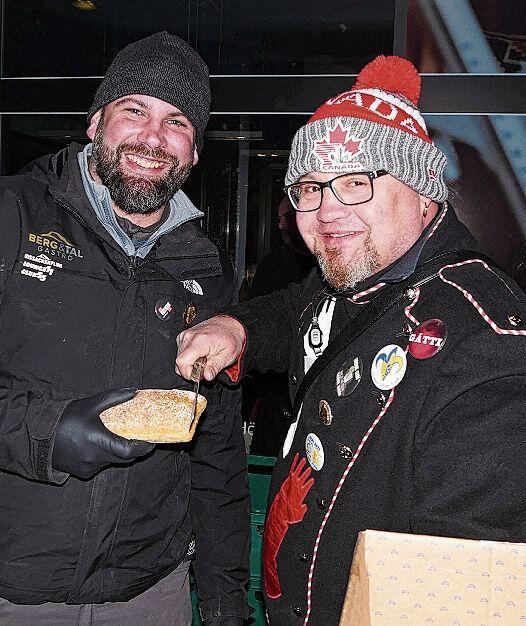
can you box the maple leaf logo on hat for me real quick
[313,122,365,170]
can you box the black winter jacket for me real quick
[0,144,249,620]
[228,206,526,625]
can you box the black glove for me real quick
[52,388,154,479]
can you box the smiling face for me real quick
[86,95,198,217]
[295,171,432,290]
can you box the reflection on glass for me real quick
[407,0,526,73]
[2,0,395,77]
[426,114,526,282]
[2,115,89,174]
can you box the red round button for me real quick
[408,319,447,360]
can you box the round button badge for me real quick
[319,400,333,426]
[408,319,447,360]
[305,433,324,471]
[155,299,174,321]
[335,356,362,397]
[183,303,197,326]
[371,344,407,391]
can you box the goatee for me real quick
[314,236,380,291]
[91,125,192,215]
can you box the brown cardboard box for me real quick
[339,530,526,625]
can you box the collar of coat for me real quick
[20,142,224,270]
[329,203,483,301]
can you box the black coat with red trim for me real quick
[229,206,526,625]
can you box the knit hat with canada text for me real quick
[285,55,447,202]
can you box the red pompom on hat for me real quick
[308,54,430,143]
[354,55,421,105]
[285,54,448,203]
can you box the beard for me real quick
[314,235,381,291]
[90,122,193,215]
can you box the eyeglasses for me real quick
[285,170,388,212]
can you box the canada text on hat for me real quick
[285,55,448,202]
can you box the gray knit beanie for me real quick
[88,31,211,152]
[286,55,448,202]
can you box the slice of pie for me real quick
[100,389,207,443]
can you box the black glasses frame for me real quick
[284,169,389,212]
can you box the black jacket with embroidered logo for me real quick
[0,144,249,619]
[226,206,526,625]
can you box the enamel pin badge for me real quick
[408,319,447,360]
[336,356,362,397]
[371,344,407,390]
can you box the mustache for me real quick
[117,142,179,166]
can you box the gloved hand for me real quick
[52,388,154,479]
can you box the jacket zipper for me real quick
[54,198,219,279]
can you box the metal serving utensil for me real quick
[189,356,207,430]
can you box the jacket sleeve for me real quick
[0,187,70,483]
[189,380,250,622]
[0,366,71,483]
[411,336,526,541]
[189,252,250,622]
[223,275,308,376]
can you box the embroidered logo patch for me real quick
[313,122,365,172]
[181,279,203,296]
[186,538,196,557]
[28,231,83,262]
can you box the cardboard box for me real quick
[339,530,526,625]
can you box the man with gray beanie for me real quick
[0,31,249,625]
[176,55,526,624]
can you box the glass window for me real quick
[425,114,526,282]
[407,0,526,73]
[1,115,89,174]
[2,0,396,77]
[3,112,526,284]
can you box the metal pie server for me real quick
[189,356,207,430]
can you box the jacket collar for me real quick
[333,204,482,302]
[77,144,204,259]
[29,143,222,267]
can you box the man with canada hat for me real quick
[0,32,248,625]
[177,55,526,624]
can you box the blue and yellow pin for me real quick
[371,344,407,391]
